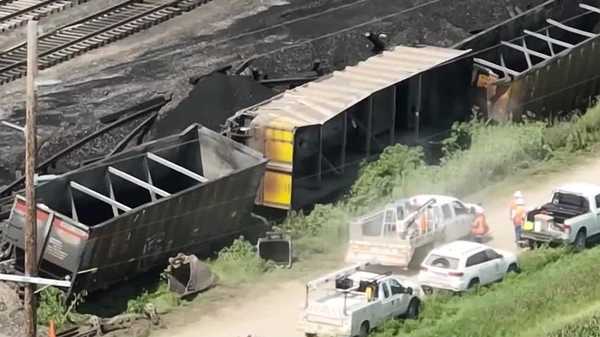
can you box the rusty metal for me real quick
[469,2,600,120]
[2,124,267,294]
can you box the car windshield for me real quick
[425,254,460,269]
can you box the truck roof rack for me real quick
[307,261,375,289]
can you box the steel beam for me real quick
[524,29,575,48]
[67,186,78,222]
[415,75,422,139]
[546,19,596,38]
[501,40,551,61]
[580,3,600,14]
[0,273,71,288]
[473,58,521,77]
[1,121,25,133]
[108,166,171,198]
[105,172,119,217]
[366,97,373,156]
[545,29,555,56]
[147,153,208,183]
[70,181,132,212]
[341,111,347,173]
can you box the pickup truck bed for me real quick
[527,202,588,224]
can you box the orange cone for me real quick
[48,320,56,337]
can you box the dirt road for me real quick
[153,155,600,337]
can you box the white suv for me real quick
[418,241,519,292]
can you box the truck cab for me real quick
[523,183,600,250]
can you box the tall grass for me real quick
[373,247,600,337]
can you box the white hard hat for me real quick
[513,191,524,199]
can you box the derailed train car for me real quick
[3,124,267,293]
[224,45,470,210]
[470,2,600,120]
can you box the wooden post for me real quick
[24,19,38,337]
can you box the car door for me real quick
[377,281,394,324]
[465,251,495,285]
[451,201,471,238]
[387,278,411,317]
[440,203,457,241]
[483,249,504,281]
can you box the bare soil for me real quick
[151,153,600,337]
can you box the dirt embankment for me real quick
[151,155,600,337]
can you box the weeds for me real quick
[37,287,85,329]
[127,281,180,315]
[210,236,274,285]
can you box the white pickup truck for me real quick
[300,263,422,337]
[346,195,483,268]
[522,183,600,251]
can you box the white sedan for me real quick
[418,241,519,292]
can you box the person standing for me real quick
[471,205,489,243]
[510,191,526,245]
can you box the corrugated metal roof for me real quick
[244,45,470,130]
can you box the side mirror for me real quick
[406,287,413,295]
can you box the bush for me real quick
[210,237,273,284]
[127,282,180,315]
[37,287,85,329]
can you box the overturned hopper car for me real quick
[224,45,470,210]
[3,124,267,293]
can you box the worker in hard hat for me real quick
[471,205,489,243]
[510,191,526,245]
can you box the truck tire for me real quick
[507,263,520,274]
[358,321,370,337]
[406,299,421,319]
[574,229,587,252]
[305,334,317,337]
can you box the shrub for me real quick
[37,287,85,329]
[126,282,180,315]
[210,237,272,284]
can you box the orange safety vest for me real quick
[419,213,428,233]
[512,205,525,226]
[472,214,489,236]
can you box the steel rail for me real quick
[0,0,211,85]
[0,0,88,33]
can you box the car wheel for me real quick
[507,263,520,274]
[574,230,587,252]
[305,334,317,337]
[358,321,370,337]
[406,299,421,319]
[467,278,480,290]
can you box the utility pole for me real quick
[24,19,38,337]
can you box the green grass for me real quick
[373,247,600,337]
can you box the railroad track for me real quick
[0,0,88,33]
[0,0,211,85]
